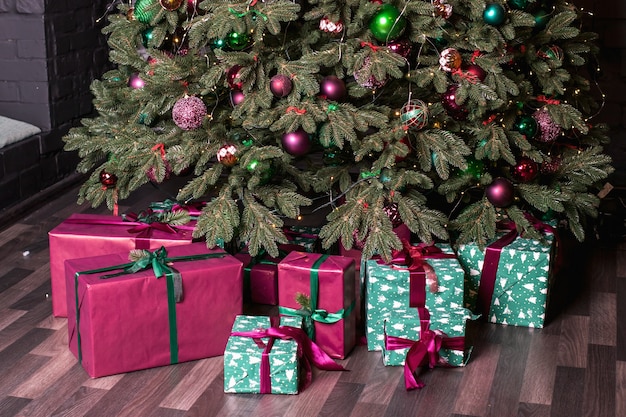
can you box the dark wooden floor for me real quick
[0,178,624,417]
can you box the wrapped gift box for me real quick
[278,252,356,359]
[234,251,280,305]
[224,315,303,394]
[65,243,243,378]
[382,307,474,367]
[365,244,465,351]
[49,213,197,317]
[283,226,322,253]
[456,230,555,328]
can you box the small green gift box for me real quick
[456,229,555,328]
[283,226,321,253]
[224,315,303,394]
[365,244,465,351]
[382,307,474,367]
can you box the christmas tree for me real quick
[64,0,613,260]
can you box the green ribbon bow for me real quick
[279,254,355,341]
[228,7,268,21]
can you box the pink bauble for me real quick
[387,39,412,58]
[485,177,515,208]
[533,108,562,143]
[281,129,311,156]
[270,74,293,98]
[172,96,206,130]
[226,65,243,89]
[128,73,145,89]
[230,90,245,106]
[464,64,487,82]
[320,75,346,101]
[511,157,538,183]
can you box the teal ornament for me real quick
[211,38,226,49]
[483,3,506,26]
[226,31,250,51]
[380,168,393,183]
[369,4,407,42]
[508,0,528,10]
[533,9,551,30]
[400,100,428,130]
[141,28,154,47]
[134,0,157,24]
[514,115,538,138]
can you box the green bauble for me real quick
[508,0,528,10]
[246,159,275,184]
[462,157,485,179]
[369,4,407,42]
[534,9,551,30]
[134,0,157,24]
[483,3,506,26]
[226,32,250,51]
[514,115,538,138]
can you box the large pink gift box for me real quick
[278,252,356,359]
[49,213,196,317]
[65,242,242,378]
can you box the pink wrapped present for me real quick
[234,251,280,305]
[278,252,356,359]
[49,213,196,317]
[65,243,243,378]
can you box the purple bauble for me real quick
[485,177,515,208]
[320,75,346,101]
[172,95,207,130]
[442,84,468,120]
[281,129,311,156]
[230,90,245,106]
[128,72,145,89]
[533,108,562,143]
[270,74,293,98]
[387,39,412,58]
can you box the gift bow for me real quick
[124,210,180,236]
[384,309,466,390]
[230,322,346,393]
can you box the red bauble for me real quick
[541,155,561,174]
[439,48,462,72]
[319,17,344,33]
[464,64,487,82]
[394,136,411,162]
[226,65,243,89]
[387,39,412,58]
[230,90,245,106]
[511,157,538,183]
[172,95,206,130]
[99,169,118,188]
[442,84,468,120]
[217,143,239,167]
[160,0,183,11]
[485,177,515,208]
[270,74,293,98]
[281,129,311,156]
[320,75,346,101]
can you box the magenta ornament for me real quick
[511,157,538,183]
[172,96,207,130]
[464,64,487,82]
[226,65,243,89]
[533,108,562,143]
[128,73,145,89]
[387,39,412,58]
[442,84,468,120]
[270,74,293,98]
[230,90,245,106]
[281,129,311,156]
[320,75,346,101]
[485,177,515,208]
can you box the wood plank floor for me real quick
[0,179,624,417]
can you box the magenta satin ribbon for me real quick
[378,240,456,307]
[477,215,559,317]
[282,228,319,241]
[384,308,466,390]
[230,321,346,393]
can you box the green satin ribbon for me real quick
[278,254,355,340]
[73,247,225,365]
[228,7,267,21]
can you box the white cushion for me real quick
[0,115,42,149]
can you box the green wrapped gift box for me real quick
[456,231,555,328]
[365,244,465,351]
[283,226,321,253]
[224,315,303,394]
[382,307,475,367]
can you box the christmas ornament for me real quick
[442,84,468,120]
[99,169,118,188]
[230,90,245,106]
[320,75,347,101]
[433,0,453,19]
[533,108,562,143]
[511,157,539,183]
[400,99,428,130]
[383,201,403,228]
[463,64,487,82]
[159,0,183,11]
[226,31,250,51]
[127,8,136,21]
[387,39,412,58]
[187,0,199,14]
[270,74,293,98]
[172,95,207,130]
[281,129,311,156]
[462,157,485,179]
[483,3,506,26]
[514,115,538,138]
[133,0,157,24]
[533,9,551,30]
[141,27,154,47]
[354,57,387,89]
[211,38,226,49]
[485,177,515,208]
[227,65,244,89]
[217,143,239,167]
[439,48,462,72]
[369,4,407,42]
[246,159,275,185]
[507,0,528,10]
[319,17,344,34]
[536,45,564,67]
[128,73,145,89]
[541,155,561,174]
